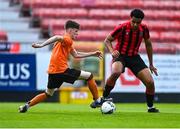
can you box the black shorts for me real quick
[47,68,81,89]
[113,54,148,75]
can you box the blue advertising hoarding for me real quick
[0,54,36,91]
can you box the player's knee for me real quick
[146,79,154,87]
[86,73,93,81]
[45,88,55,97]
[79,70,92,80]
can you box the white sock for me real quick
[96,97,101,103]
[25,103,29,109]
[148,106,154,109]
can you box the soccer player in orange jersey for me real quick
[19,20,107,113]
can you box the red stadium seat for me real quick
[42,18,179,32]
[0,30,8,41]
[42,19,121,31]
[53,30,109,41]
[89,9,129,19]
[21,0,31,8]
[22,0,81,8]
[19,0,180,45]
[144,20,180,31]
[139,43,177,54]
[144,10,180,20]
[160,32,180,42]
[89,9,180,20]
[94,0,127,9]
[22,0,180,10]
[143,0,180,10]
[33,8,88,18]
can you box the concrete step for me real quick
[0,10,20,19]
[0,21,30,30]
[7,32,40,43]
[0,0,10,9]
[20,43,50,53]
[0,27,40,33]
[0,21,40,32]
[0,0,44,48]
[0,17,30,22]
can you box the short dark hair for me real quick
[130,9,144,19]
[65,20,80,30]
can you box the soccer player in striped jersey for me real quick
[102,9,159,113]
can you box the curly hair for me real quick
[130,9,145,19]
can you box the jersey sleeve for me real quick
[110,25,122,39]
[143,25,150,40]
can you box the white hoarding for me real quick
[36,52,51,90]
[105,54,180,93]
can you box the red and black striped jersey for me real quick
[110,21,150,56]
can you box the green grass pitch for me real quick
[0,103,180,128]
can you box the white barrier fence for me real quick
[105,54,180,93]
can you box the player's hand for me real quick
[111,50,120,58]
[149,65,158,76]
[32,43,43,48]
[94,51,103,59]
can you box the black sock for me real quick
[146,94,154,108]
[103,85,114,98]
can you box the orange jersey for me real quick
[48,34,73,74]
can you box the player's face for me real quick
[70,28,79,40]
[130,17,142,30]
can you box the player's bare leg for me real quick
[19,89,54,113]
[79,70,112,108]
[102,62,123,98]
[137,68,159,113]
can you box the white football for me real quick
[101,101,116,114]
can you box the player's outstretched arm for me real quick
[70,48,103,59]
[32,35,63,48]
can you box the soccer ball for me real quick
[100,101,116,114]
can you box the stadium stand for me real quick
[0,0,50,52]
[1,0,180,53]
[20,0,180,10]
[20,0,179,40]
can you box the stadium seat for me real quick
[160,32,180,42]
[42,18,179,32]
[144,20,180,31]
[88,9,129,19]
[21,0,180,10]
[33,8,88,19]
[143,0,180,10]
[0,30,8,41]
[53,30,109,41]
[19,0,180,45]
[94,0,143,9]
[32,0,81,8]
[139,42,177,54]
[144,10,180,20]
[89,9,180,20]
[41,19,125,31]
